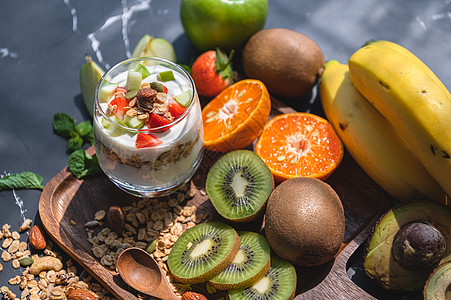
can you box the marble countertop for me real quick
[1,0,451,298]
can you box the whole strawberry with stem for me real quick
[191,48,235,98]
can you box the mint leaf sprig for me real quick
[68,149,101,179]
[0,172,44,190]
[53,113,94,152]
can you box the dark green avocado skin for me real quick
[364,202,451,291]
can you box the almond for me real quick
[108,206,125,234]
[182,291,208,300]
[29,225,47,250]
[68,289,97,300]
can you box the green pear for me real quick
[131,35,177,63]
[80,55,105,118]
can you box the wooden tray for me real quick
[40,99,394,299]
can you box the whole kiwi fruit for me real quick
[242,28,324,99]
[264,177,345,267]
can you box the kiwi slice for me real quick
[228,254,297,300]
[167,221,240,284]
[206,150,274,222]
[209,231,271,290]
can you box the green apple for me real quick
[180,0,268,52]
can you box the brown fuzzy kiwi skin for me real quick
[264,177,345,267]
[242,28,325,99]
[209,255,271,291]
[170,230,241,284]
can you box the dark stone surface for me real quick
[1,0,450,298]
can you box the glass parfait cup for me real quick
[93,57,204,198]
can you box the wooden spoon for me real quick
[117,247,179,300]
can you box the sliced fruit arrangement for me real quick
[206,150,274,222]
[167,221,240,284]
[228,254,297,300]
[320,60,447,204]
[209,231,271,290]
[348,42,451,199]
[191,48,235,98]
[167,220,297,298]
[202,79,271,152]
[256,112,343,183]
[364,202,451,291]
[80,55,105,118]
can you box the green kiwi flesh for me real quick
[209,231,271,290]
[167,221,240,284]
[206,150,274,222]
[228,254,297,300]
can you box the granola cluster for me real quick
[1,221,112,300]
[104,82,172,124]
[84,183,209,298]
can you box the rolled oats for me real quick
[18,241,28,252]
[9,275,21,285]
[2,251,12,262]
[12,259,20,269]
[95,210,106,221]
[8,240,20,253]
[11,231,20,240]
[2,237,13,248]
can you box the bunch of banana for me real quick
[320,60,446,203]
[348,41,451,201]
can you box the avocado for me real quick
[424,261,451,300]
[364,202,451,291]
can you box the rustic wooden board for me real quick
[39,99,394,299]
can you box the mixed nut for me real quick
[1,219,113,300]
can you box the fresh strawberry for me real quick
[147,113,171,132]
[191,48,234,98]
[161,84,168,94]
[109,97,129,120]
[168,98,187,119]
[136,132,162,149]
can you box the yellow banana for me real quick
[367,40,451,97]
[348,44,451,198]
[320,60,446,203]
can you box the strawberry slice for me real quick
[136,132,162,149]
[168,98,187,119]
[116,86,127,94]
[147,113,171,132]
[109,97,129,120]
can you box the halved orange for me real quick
[202,79,271,152]
[256,112,344,183]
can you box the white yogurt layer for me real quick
[94,64,204,190]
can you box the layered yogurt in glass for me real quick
[93,57,204,197]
